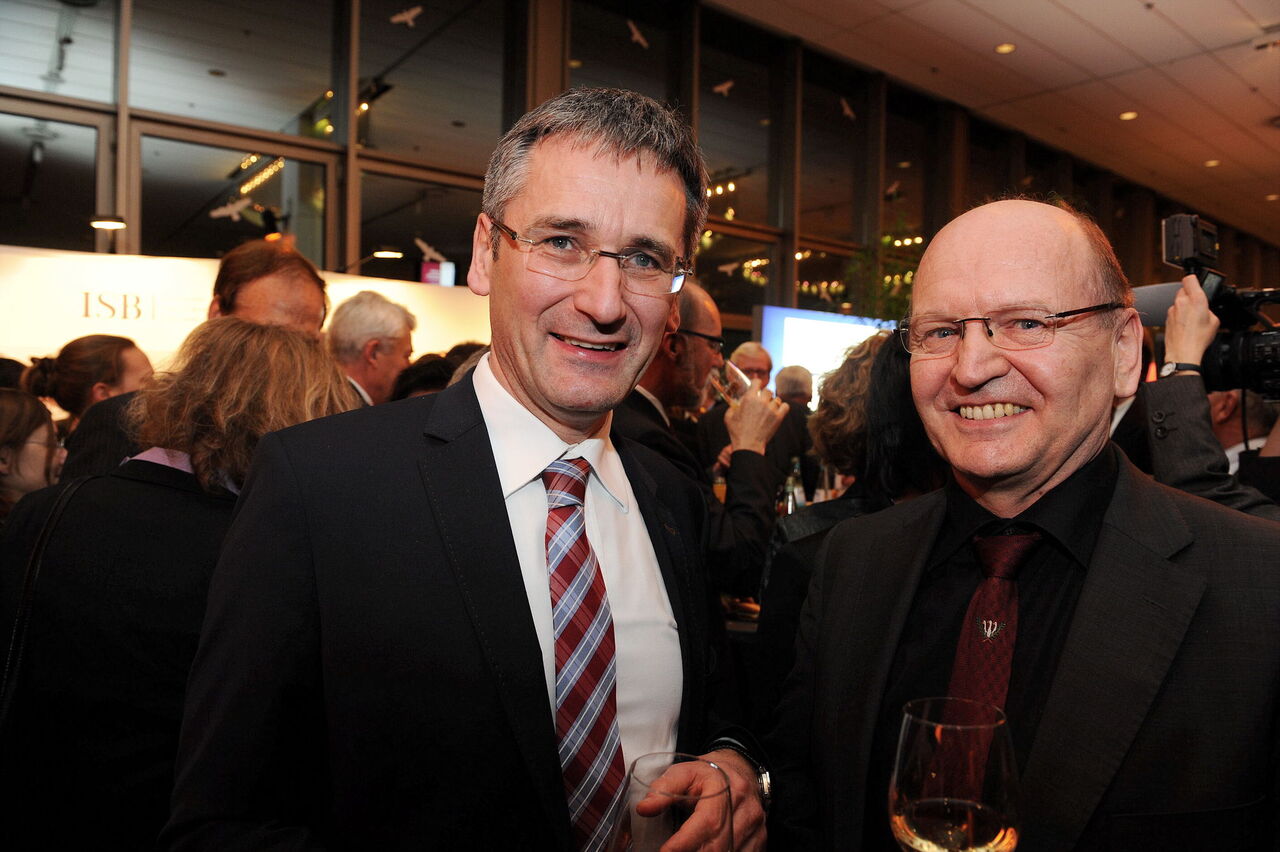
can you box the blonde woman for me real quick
[0,317,358,849]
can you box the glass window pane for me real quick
[795,249,853,314]
[699,11,772,226]
[882,86,928,244]
[0,0,117,103]
[967,118,1008,208]
[569,0,671,103]
[130,0,334,139]
[800,57,862,243]
[359,172,481,284]
[0,112,97,251]
[358,0,504,175]
[696,230,774,317]
[140,136,325,265]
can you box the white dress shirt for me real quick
[471,354,682,771]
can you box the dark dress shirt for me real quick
[861,449,1118,851]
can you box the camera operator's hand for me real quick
[1163,274,1219,370]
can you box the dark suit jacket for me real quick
[768,447,1280,851]
[697,400,817,498]
[0,461,236,851]
[1116,377,1278,521]
[612,391,779,596]
[60,390,140,478]
[164,377,730,851]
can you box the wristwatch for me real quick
[1159,362,1201,378]
[709,739,773,812]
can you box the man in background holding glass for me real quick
[767,198,1280,850]
[164,88,765,851]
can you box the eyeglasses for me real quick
[490,219,690,297]
[898,301,1125,357]
[678,329,724,353]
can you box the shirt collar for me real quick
[471,353,629,513]
[935,444,1120,569]
[347,375,373,406]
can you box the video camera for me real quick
[1161,214,1280,400]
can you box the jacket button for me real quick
[1151,411,1166,423]
[1154,426,1168,439]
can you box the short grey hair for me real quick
[327,290,416,364]
[776,365,813,400]
[482,87,709,259]
[730,341,772,370]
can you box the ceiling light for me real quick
[1204,159,1221,167]
[89,214,126,231]
[897,161,912,169]
[1267,194,1279,201]
[372,248,404,259]
[569,59,583,69]
[1118,111,1138,121]
[994,43,1016,55]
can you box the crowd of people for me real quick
[1,86,1279,851]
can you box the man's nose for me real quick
[570,256,627,325]
[951,319,1010,387]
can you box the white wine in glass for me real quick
[888,697,1019,852]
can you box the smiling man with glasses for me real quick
[768,199,1280,851]
[166,88,767,852]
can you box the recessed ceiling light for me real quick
[994,43,1016,55]
[89,214,127,231]
[897,160,912,169]
[1118,111,1138,121]
[1267,194,1279,201]
[568,59,583,69]
[1204,159,1221,167]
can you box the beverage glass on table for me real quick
[608,751,734,851]
[888,697,1019,852]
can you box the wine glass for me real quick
[608,751,734,851]
[888,697,1020,852]
[707,359,754,407]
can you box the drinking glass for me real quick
[888,697,1019,852]
[608,751,734,851]
[707,360,754,406]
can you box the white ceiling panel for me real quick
[1052,0,1203,64]
[1142,0,1265,49]
[963,0,1142,77]
[1236,0,1280,27]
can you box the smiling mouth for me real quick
[958,403,1028,420]
[552,333,623,352]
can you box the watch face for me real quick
[1160,363,1176,377]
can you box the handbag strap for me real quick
[0,475,94,733]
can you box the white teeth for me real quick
[561,336,620,351]
[958,403,1027,420]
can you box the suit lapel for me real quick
[415,378,571,849]
[616,438,704,750]
[827,492,947,843]
[1019,462,1204,852]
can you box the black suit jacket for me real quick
[0,461,236,850]
[612,391,779,596]
[768,448,1280,851]
[60,390,140,478]
[164,377,725,851]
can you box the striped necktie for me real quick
[542,458,625,851]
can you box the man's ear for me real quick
[1208,389,1240,425]
[1112,309,1143,399]
[467,214,494,297]
[207,298,222,320]
[665,298,680,334]
[361,338,382,367]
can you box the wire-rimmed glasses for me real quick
[898,302,1124,358]
[491,219,690,297]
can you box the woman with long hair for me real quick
[0,318,358,849]
[0,389,65,522]
[21,334,153,433]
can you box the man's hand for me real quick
[633,750,765,851]
[724,381,788,456]
[1163,274,1219,367]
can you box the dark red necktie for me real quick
[542,458,625,852]
[946,529,1042,712]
